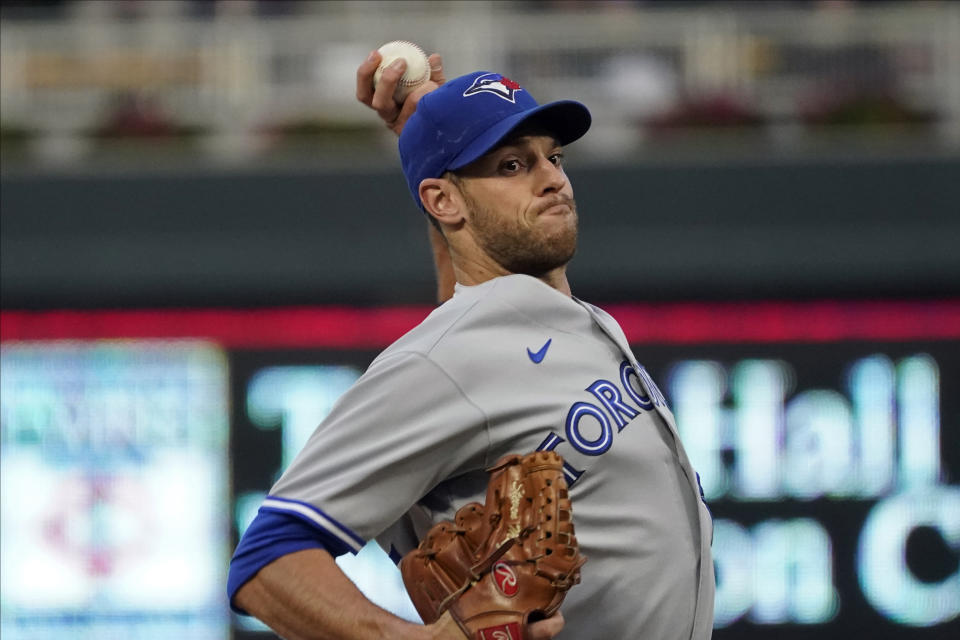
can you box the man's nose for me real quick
[534,157,567,195]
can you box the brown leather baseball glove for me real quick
[400,451,586,639]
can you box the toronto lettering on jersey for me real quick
[536,360,665,485]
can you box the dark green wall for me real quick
[2,155,958,308]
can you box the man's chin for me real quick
[536,213,577,242]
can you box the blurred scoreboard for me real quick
[1,301,958,639]
[1,341,231,640]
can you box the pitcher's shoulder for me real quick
[374,279,504,361]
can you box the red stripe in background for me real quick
[1,300,958,348]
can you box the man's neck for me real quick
[451,259,571,297]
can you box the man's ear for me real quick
[420,178,464,227]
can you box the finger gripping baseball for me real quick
[401,451,586,638]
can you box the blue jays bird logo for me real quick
[463,73,523,103]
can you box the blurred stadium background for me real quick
[1,1,958,639]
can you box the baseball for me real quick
[373,40,430,102]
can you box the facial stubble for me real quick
[465,191,579,278]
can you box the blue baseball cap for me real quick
[399,71,592,211]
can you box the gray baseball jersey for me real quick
[268,273,715,639]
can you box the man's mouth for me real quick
[535,196,575,216]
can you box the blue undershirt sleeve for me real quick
[227,507,356,614]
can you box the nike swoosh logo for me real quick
[527,338,552,364]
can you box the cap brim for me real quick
[447,100,592,172]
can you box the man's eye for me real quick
[550,153,564,166]
[501,160,521,172]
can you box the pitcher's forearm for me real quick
[234,548,430,640]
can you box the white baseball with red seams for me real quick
[373,40,430,102]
